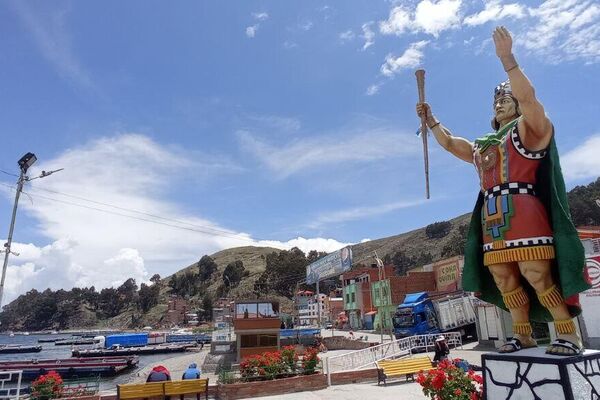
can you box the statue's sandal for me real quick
[545,339,582,356]
[498,338,537,353]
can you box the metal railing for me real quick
[325,332,462,386]
[0,370,23,399]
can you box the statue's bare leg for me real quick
[519,260,583,355]
[488,262,537,352]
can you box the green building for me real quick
[371,279,395,332]
[343,283,362,329]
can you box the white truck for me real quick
[393,291,478,339]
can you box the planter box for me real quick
[217,373,327,400]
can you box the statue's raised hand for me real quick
[493,26,513,58]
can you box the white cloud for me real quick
[252,12,269,21]
[10,2,94,90]
[381,41,429,76]
[237,128,420,179]
[413,0,462,37]
[308,199,427,229]
[362,22,376,50]
[380,5,413,36]
[283,41,298,49]
[339,30,355,42]
[246,25,258,38]
[520,0,600,63]
[464,0,526,26]
[379,0,462,38]
[366,84,381,96]
[561,134,600,181]
[256,237,354,255]
[0,134,363,303]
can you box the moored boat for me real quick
[72,343,195,357]
[0,356,139,380]
[54,338,97,346]
[0,345,42,354]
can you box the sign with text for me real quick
[579,255,600,338]
[306,247,352,284]
[435,262,459,291]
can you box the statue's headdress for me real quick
[491,79,520,130]
[494,80,513,100]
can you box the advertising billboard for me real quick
[306,246,352,284]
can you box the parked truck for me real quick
[393,291,477,339]
[104,333,148,348]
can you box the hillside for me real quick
[1,176,597,331]
[134,212,472,327]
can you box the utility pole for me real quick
[316,280,321,328]
[0,153,62,307]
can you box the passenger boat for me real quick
[0,344,42,354]
[0,356,139,380]
[72,343,195,357]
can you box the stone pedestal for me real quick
[483,347,600,399]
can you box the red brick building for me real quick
[165,295,188,326]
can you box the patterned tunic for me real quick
[473,117,555,266]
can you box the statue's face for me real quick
[494,95,518,121]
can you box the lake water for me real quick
[0,334,184,391]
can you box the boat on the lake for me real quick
[0,356,139,380]
[0,344,42,354]
[37,338,59,343]
[72,343,195,357]
[54,338,98,346]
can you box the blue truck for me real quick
[393,292,477,339]
[104,333,148,348]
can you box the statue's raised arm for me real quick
[492,26,552,151]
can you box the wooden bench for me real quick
[117,378,209,400]
[376,357,433,386]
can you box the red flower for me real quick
[431,374,446,390]
[454,388,462,395]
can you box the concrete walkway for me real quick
[251,381,427,400]
[249,341,493,399]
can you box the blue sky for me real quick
[0,0,598,302]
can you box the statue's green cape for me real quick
[462,136,590,322]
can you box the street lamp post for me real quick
[0,153,37,307]
[0,153,62,307]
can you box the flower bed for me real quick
[217,346,325,399]
[31,371,64,400]
[238,346,320,381]
[416,358,483,400]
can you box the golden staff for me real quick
[415,69,430,199]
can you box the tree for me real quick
[138,282,160,312]
[201,294,213,321]
[392,251,414,276]
[259,248,309,298]
[150,274,161,284]
[117,278,138,305]
[99,288,122,317]
[567,177,600,226]
[425,221,452,239]
[223,260,247,288]
[306,250,328,264]
[197,255,218,282]
[414,252,433,267]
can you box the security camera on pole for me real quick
[0,153,62,307]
